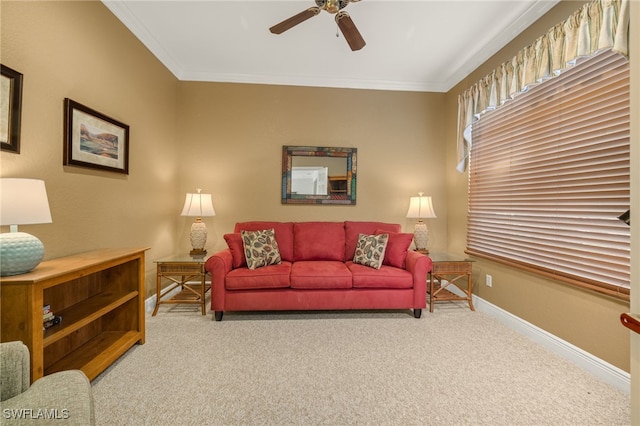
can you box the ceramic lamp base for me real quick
[0,232,45,276]
[413,221,429,251]
[189,219,207,255]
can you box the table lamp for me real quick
[406,192,437,252]
[0,178,53,276]
[181,188,215,256]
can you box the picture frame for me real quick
[1,64,24,153]
[282,146,357,205]
[64,98,129,174]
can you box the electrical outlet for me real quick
[485,274,493,287]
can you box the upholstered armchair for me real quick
[0,341,95,425]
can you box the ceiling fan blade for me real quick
[270,7,321,34]
[335,11,365,51]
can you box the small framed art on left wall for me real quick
[64,98,129,174]
[1,64,24,154]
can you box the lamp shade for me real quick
[0,178,52,276]
[406,195,437,219]
[1,178,52,226]
[180,191,215,218]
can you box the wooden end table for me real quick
[153,255,210,316]
[427,253,475,313]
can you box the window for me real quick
[467,49,630,299]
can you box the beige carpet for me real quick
[92,304,630,425]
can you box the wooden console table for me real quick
[0,248,148,382]
[428,253,475,313]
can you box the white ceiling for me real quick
[102,0,560,92]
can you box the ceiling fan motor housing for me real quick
[315,0,351,14]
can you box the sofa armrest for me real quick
[405,250,432,308]
[1,370,95,425]
[205,249,234,312]
[0,341,30,401]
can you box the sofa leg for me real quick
[214,311,223,321]
[414,309,422,319]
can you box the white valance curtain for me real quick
[456,0,630,173]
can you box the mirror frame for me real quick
[282,145,357,205]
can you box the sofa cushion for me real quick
[344,221,400,260]
[225,262,292,290]
[234,222,294,262]
[353,233,389,269]
[224,233,246,268]
[241,229,282,270]
[293,222,345,261]
[376,230,414,269]
[290,261,352,289]
[347,261,414,289]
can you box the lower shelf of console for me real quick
[45,330,142,380]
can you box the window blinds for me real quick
[467,49,630,298]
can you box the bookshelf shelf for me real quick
[43,290,138,346]
[44,330,140,378]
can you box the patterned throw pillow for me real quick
[353,233,389,269]
[241,229,282,270]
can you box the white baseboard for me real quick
[144,285,184,314]
[439,282,630,394]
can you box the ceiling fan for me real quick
[269,0,366,51]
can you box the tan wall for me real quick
[1,1,447,293]
[0,1,180,296]
[176,83,447,255]
[444,0,633,372]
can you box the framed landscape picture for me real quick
[64,98,129,174]
[1,64,23,153]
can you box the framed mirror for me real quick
[282,146,357,205]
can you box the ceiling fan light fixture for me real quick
[325,0,340,14]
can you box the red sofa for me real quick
[205,221,432,321]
